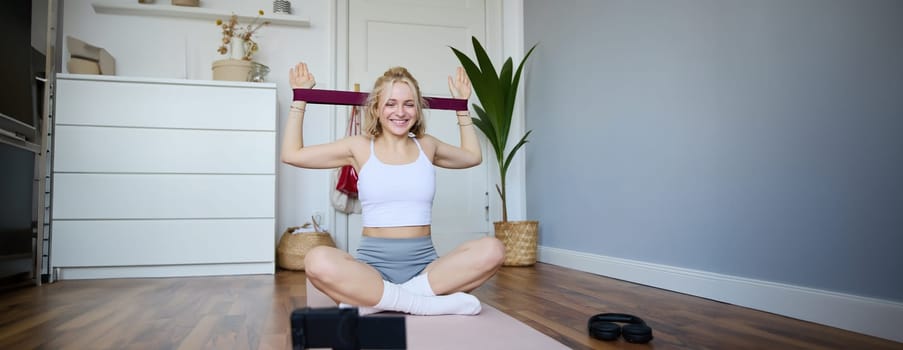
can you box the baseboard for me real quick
[54,262,275,280]
[538,246,903,343]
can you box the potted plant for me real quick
[212,11,269,81]
[451,37,538,266]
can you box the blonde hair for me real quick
[363,67,428,138]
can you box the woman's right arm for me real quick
[280,62,354,169]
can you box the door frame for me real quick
[330,0,528,252]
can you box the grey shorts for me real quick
[355,236,439,284]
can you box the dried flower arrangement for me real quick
[216,10,270,61]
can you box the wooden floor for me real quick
[0,263,899,349]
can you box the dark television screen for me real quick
[0,0,36,139]
[0,142,34,255]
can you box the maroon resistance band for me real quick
[293,89,468,111]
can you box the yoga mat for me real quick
[305,279,568,349]
[293,89,469,111]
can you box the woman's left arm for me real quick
[432,67,482,169]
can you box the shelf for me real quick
[57,73,278,90]
[92,1,310,27]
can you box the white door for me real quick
[345,0,490,255]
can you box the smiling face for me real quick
[379,82,418,136]
[364,67,427,138]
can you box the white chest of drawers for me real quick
[50,74,277,279]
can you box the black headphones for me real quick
[588,313,654,344]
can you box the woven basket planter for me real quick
[494,220,539,266]
[277,226,336,271]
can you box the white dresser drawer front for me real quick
[52,174,276,219]
[54,125,275,174]
[51,219,275,267]
[55,78,276,131]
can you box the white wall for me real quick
[61,0,337,240]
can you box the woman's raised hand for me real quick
[447,67,472,100]
[289,62,316,89]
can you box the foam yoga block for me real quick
[305,279,568,349]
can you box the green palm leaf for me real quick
[470,38,504,143]
[472,104,502,162]
[507,44,537,134]
[501,131,532,176]
[498,58,514,146]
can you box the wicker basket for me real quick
[277,226,336,271]
[494,221,539,266]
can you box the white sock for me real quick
[338,302,383,316]
[336,274,435,316]
[401,273,436,296]
[375,280,481,316]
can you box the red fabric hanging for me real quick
[335,106,361,197]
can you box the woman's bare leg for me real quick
[422,236,505,294]
[303,246,384,306]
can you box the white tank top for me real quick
[358,137,435,227]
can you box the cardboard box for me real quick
[67,36,116,75]
[67,57,101,74]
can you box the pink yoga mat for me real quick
[305,279,568,349]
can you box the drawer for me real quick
[53,125,275,174]
[51,219,275,266]
[55,77,276,131]
[52,173,275,219]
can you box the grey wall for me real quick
[524,0,903,302]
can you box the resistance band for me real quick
[293,89,468,111]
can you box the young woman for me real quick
[281,62,505,316]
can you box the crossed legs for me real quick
[304,236,505,315]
